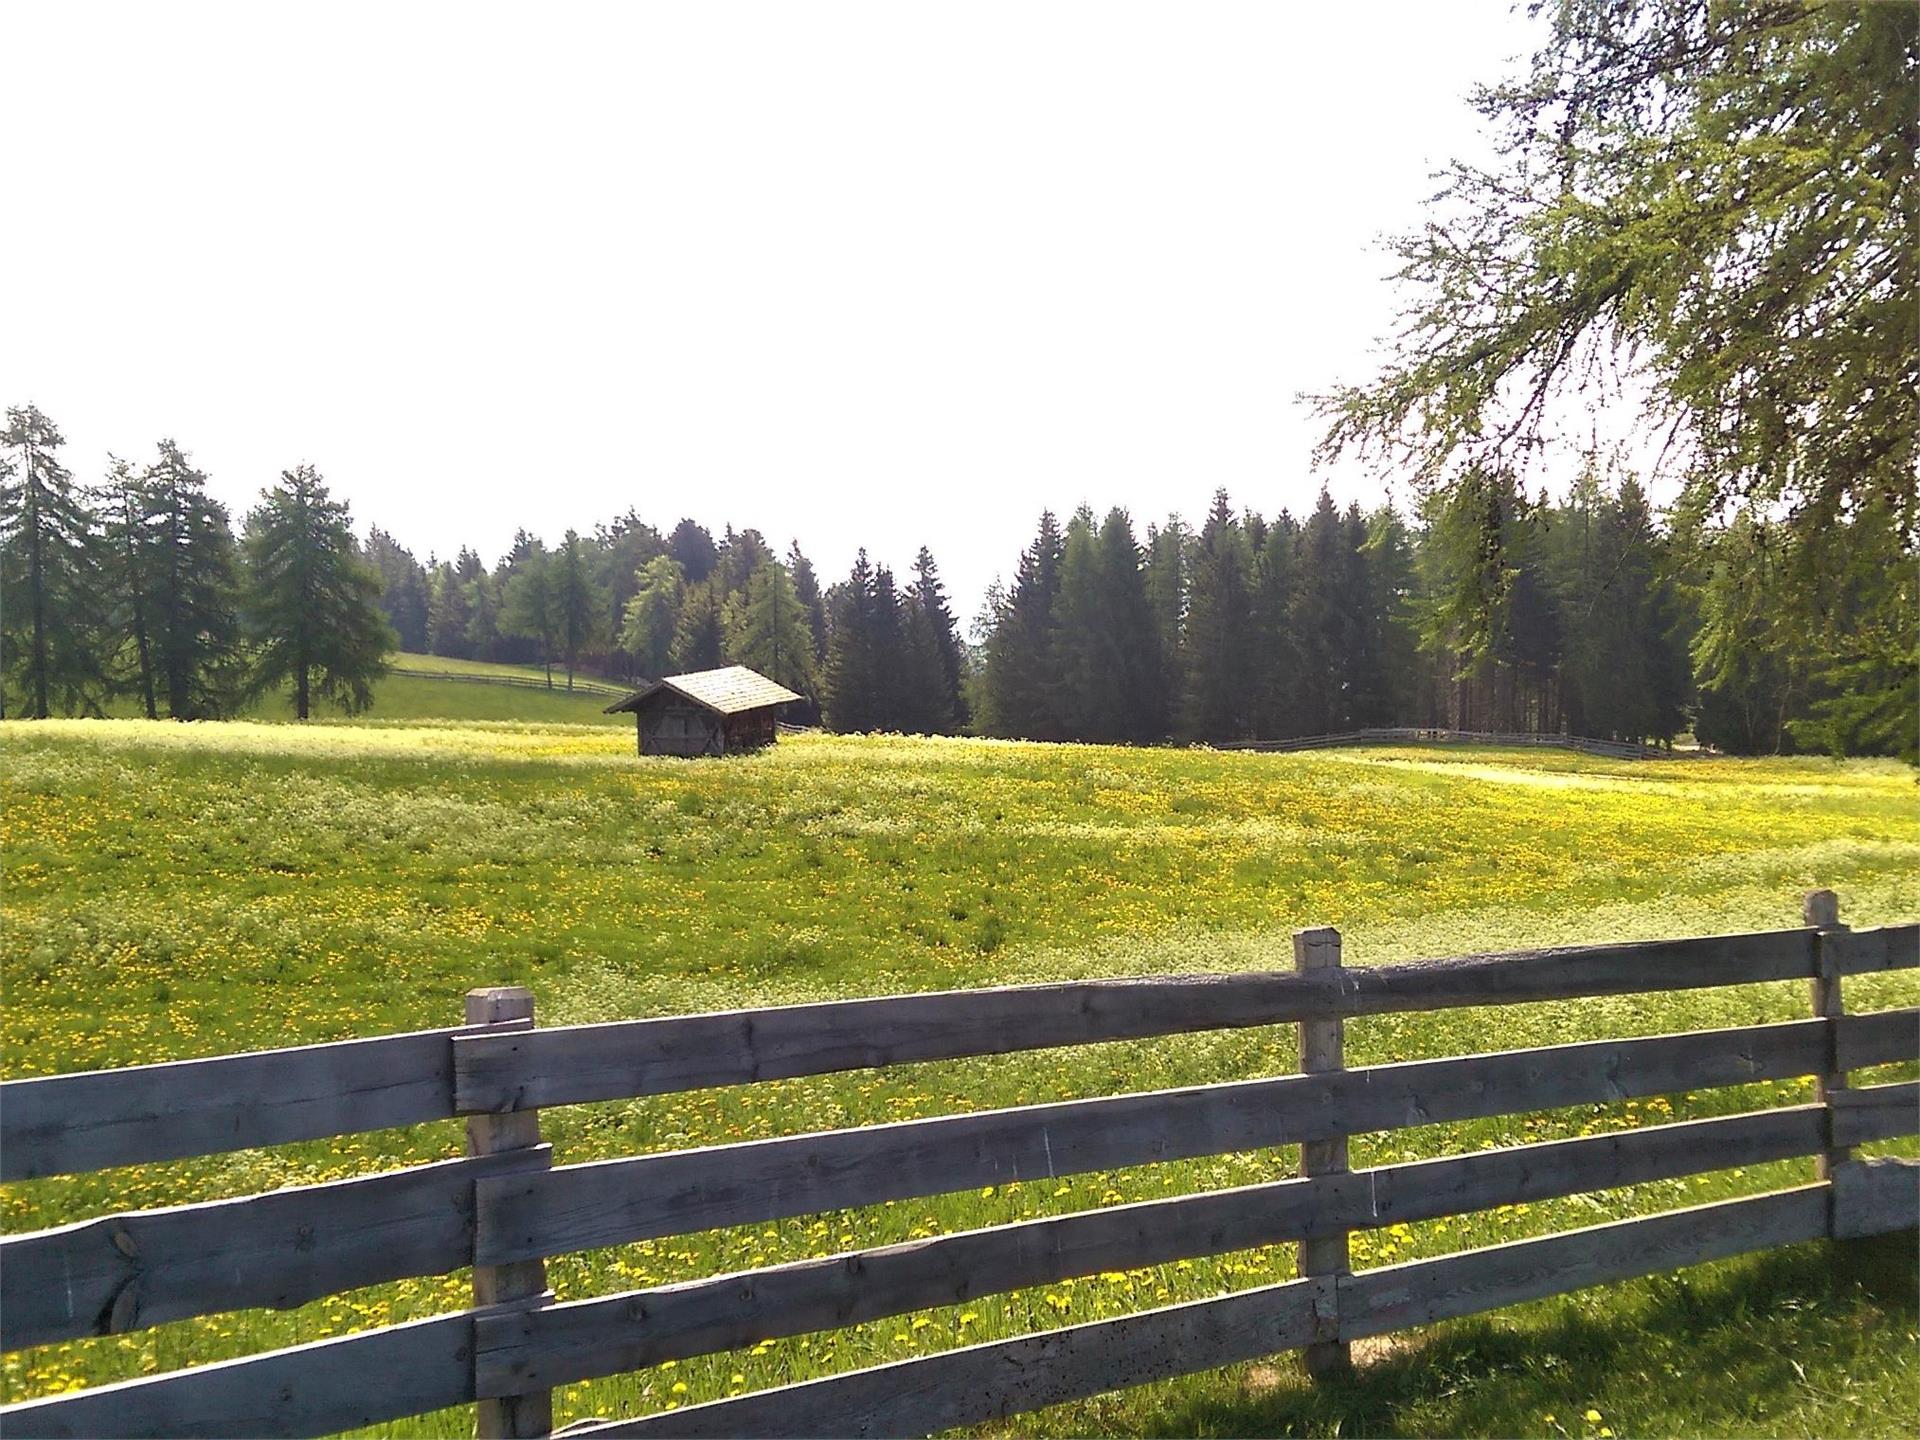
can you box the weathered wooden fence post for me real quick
[1804,891,1851,1199]
[1294,925,1352,1379]
[466,986,554,1439]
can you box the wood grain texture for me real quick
[1836,1008,1919,1071]
[465,987,553,1440]
[0,1021,526,1182]
[1831,923,1920,976]
[1827,1082,1920,1148]
[1338,1184,1829,1338]
[1293,925,1350,1379]
[0,1310,478,1439]
[453,930,1814,1113]
[0,1147,550,1353]
[564,1276,1336,1438]
[1829,1158,1920,1240]
[477,1018,1833,1266]
[475,1104,1833,1396]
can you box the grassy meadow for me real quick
[2,704,1917,1437]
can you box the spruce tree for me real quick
[900,588,955,735]
[909,546,968,729]
[788,541,829,667]
[0,406,110,717]
[1095,508,1167,743]
[365,528,430,652]
[867,565,909,729]
[668,518,719,584]
[1144,516,1189,725]
[1181,491,1254,740]
[823,551,879,732]
[1250,511,1300,737]
[1052,508,1106,739]
[242,465,393,719]
[427,562,473,657]
[464,569,503,661]
[980,511,1064,739]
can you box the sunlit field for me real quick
[3,718,1916,1437]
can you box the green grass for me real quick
[2,722,1915,1436]
[100,653,631,727]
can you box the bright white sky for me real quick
[2,0,1543,615]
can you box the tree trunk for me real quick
[28,477,49,719]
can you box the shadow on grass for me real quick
[1145,1233,1919,1438]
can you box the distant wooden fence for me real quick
[2,893,1915,1438]
[1214,728,1672,759]
[389,667,629,698]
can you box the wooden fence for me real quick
[388,667,629,698]
[1213,728,1672,759]
[2,892,1915,1438]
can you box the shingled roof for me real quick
[604,665,805,717]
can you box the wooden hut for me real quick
[604,665,804,757]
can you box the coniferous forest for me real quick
[3,403,1906,758]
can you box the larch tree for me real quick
[242,465,393,719]
[670,578,726,672]
[728,559,815,697]
[0,406,110,718]
[503,540,560,684]
[620,555,685,680]
[101,456,160,718]
[554,529,606,690]
[1315,0,1918,755]
[140,439,243,720]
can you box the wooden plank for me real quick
[454,930,1814,1113]
[1338,1183,1829,1339]
[1293,925,1350,1379]
[466,987,553,1440]
[476,1018,1833,1266]
[1830,924,1920,976]
[0,1021,525,1182]
[1828,1081,1920,1148]
[1805,890,1851,1181]
[475,1104,1832,1396]
[1836,1008,1919,1071]
[1830,1158,1920,1240]
[570,1187,1822,1438]
[0,1146,550,1353]
[564,1276,1336,1438]
[0,1309,479,1439]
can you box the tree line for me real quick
[2,400,1903,757]
[1,407,390,721]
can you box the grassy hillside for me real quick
[2,724,1915,1435]
[103,652,633,726]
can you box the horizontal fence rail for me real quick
[1212,727,1673,758]
[0,1021,528,1183]
[387,667,628,697]
[569,1178,1915,1439]
[1,898,1915,1439]
[469,1012,1918,1266]
[9,926,1910,1183]
[472,1093,1919,1399]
